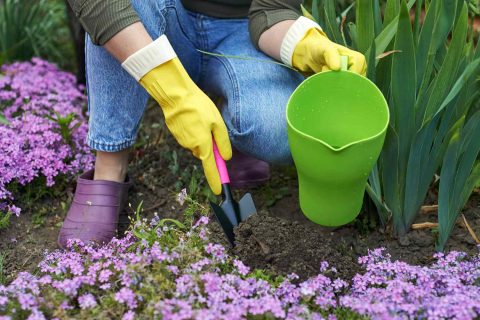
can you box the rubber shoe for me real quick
[57,170,131,249]
[229,149,270,189]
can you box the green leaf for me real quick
[356,0,376,53]
[347,22,358,50]
[323,0,343,44]
[0,113,8,125]
[387,0,417,234]
[422,4,468,125]
[159,218,187,230]
[433,57,480,118]
[415,0,439,91]
[416,0,457,93]
[367,167,391,226]
[383,0,400,28]
[381,126,404,233]
[413,0,424,41]
[437,132,461,250]
[403,116,441,228]
[366,38,376,81]
[373,0,382,36]
[300,4,317,22]
[366,0,416,64]
[312,0,320,22]
[0,0,68,65]
[437,111,480,250]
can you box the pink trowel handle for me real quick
[213,139,230,184]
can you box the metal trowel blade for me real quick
[238,193,257,221]
[210,200,237,246]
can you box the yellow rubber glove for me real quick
[122,37,231,195]
[292,28,367,75]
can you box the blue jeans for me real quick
[85,0,304,164]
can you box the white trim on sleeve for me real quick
[280,16,323,67]
[121,35,177,81]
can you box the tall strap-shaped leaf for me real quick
[372,0,382,36]
[403,116,439,229]
[323,0,344,44]
[438,111,480,251]
[300,5,317,22]
[474,34,480,59]
[366,0,415,65]
[347,22,358,50]
[366,39,376,82]
[388,0,416,235]
[356,0,375,53]
[312,0,320,22]
[374,0,398,98]
[415,0,438,78]
[383,0,400,28]
[433,57,480,118]
[366,180,391,226]
[429,0,456,56]
[421,4,468,125]
[415,0,457,94]
[413,0,424,41]
[381,126,404,233]
[437,130,461,251]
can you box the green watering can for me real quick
[286,57,389,226]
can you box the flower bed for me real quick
[0,200,479,320]
[0,58,94,217]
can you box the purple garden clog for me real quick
[57,170,131,249]
[229,149,270,189]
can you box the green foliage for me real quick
[0,252,6,285]
[437,111,480,251]
[0,112,8,125]
[167,150,216,203]
[306,0,480,246]
[46,112,81,147]
[0,0,73,67]
[0,211,10,229]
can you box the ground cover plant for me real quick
[0,58,94,225]
[307,0,480,250]
[0,199,479,319]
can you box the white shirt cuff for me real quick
[280,16,323,67]
[121,35,177,81]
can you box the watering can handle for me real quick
[340,55,349,72]
[212,138,230,184]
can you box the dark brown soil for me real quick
[231,170,480,281]
[1,105,479,283]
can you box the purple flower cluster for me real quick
[342,248,480,319]
[0,211,479,319]
[0,216,347,319]
[0,58,94,216]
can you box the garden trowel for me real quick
[210,139,257,246]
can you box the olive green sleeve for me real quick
[66,0,140,46]
[249,0,303,48]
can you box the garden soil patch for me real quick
[1,107,480,283]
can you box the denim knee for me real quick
[230,120,293,166]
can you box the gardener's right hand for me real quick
[280,17,366,76]
[121,36,232,195]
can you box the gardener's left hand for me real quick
[280,17,367,76]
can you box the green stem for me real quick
[196,49,299,72]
